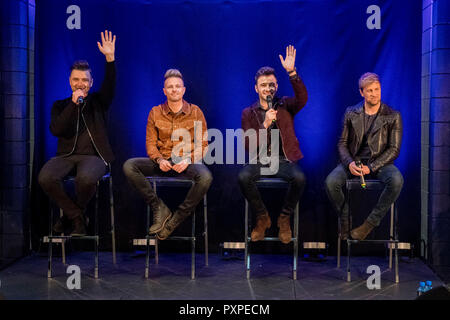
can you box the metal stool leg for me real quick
[389,204,394,269]
[59,208,66,265]
[191,211,196,280]
[94,184,99,279]
[346,240,351,282]
[109,176,117,265]
[145,236,150,279]
[203,194,208,266]
[293,202,299,280]
[245,199,250,279]
[337,216,341,268]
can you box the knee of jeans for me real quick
[123,159,136,176]
[237,170,251,185]
[325,175,338,191]
[198,170,213,187]
[389,172,404,190]
[38,171,56,189]
[292,172,306,187]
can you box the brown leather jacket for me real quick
[241,75,308,162]
[338,101,403,172]
[146,100,208,163]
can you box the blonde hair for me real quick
[359,72,380,90]
[164,69,183,80]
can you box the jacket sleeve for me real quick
[281,74,308,115]
[97,61,116,110]
[192,107,209,163]
[146,108,164,161]
[242,108,259,153]
[49,100,79,138]
[337,109,354,168]
[368,112,403,172]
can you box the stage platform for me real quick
[0,251,444,300]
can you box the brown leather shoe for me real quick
[340,218,349,240]
[251,213,271,241]
[277,214,292,244]
[350,220,375,240]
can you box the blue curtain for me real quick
[34,0,422,250]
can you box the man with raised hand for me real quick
[38,30,117,236]
[238,45,308,244]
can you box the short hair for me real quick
[359,72,380,90]
[255,66,276,83]
[70,60,91,73]
[164,69,183,81]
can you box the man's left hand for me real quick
[279,45,296,73]
[361,165,370,175]
[97,30,116,62]
[172,159,189,173]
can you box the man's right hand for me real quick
[348,161,363,176]
[263,109,277,128]
[159,159,173,172]
[72,89,86,104]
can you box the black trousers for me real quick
[38,155,107,219]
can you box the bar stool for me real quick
[144,177,208,280]
[337,179,399,283]
[47,172,116,279]
[244,178,299,280]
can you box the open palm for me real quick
[97,30,116,59]
[279,45,296,72]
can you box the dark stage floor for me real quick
[0,251,444,300]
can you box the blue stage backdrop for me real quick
[33,0,422,252]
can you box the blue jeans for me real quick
[325,164,403,226]
[238,160,306,217]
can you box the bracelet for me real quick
[287,67,296,75]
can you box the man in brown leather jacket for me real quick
[325,72,404,240]
[123,69,212,240]
[238,45,308,244]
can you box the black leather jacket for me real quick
[338,101,402,172]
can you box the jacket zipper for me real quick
[57,105,81,158]
[81,111,108,166]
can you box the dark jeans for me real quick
[238,160,306,216]
[325,164,403,227]
[123,158,212,216]
[38,155,107,219]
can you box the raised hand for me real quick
[279,45,296,73]
[97,30,116,62]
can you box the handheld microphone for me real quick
[267,90,276,124]
[355,159,366,189]
[77,96,84,105]
[266,95,273,109]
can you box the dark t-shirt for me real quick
[356,112,378,161]
[73,116,97,156]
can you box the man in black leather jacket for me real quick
[325,72,403,240]
[38,30,116,236]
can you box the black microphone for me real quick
[77,96,84,105]
[266,95,273,109]
[355,159,366,189]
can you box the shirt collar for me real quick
[161,100,191,115]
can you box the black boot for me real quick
[70,215,87,236]
[149,200,173,234]
[53,216,71,234]
[157,211,188,240]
